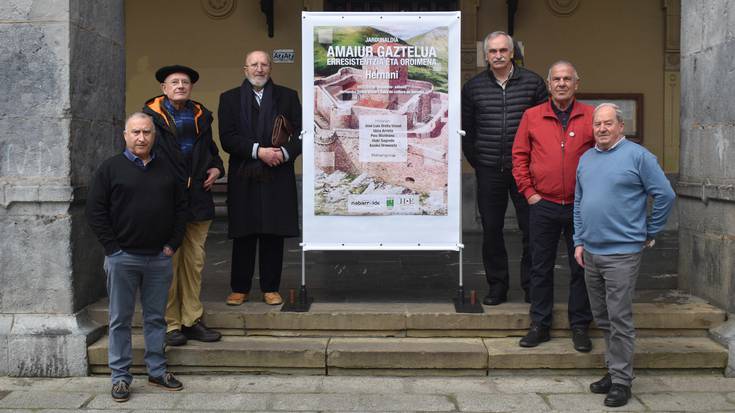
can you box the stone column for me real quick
[663,0,680,173]
[679,0,735,375]
[0,0,124,376]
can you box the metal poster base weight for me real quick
[453,287,484,313]
[281,286,313,312]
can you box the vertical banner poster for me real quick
[302,12,461,250]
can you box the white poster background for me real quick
[302,12,461,251]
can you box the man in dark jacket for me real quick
[87,113,186,401]
[143,65,225,346]
[218,50,302,306]
[461,31,548,305]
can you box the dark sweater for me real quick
[86,154,187,255]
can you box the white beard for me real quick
[248,76,269,89]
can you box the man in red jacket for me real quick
[512,61,594,351]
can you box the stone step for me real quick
[88,335,727,375]
[88,335,328,375]
[86,300,726,337]
[485,337,728,370]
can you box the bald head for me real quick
[243,50,272,90]
[546,60,580,109]
[123,112,155,160]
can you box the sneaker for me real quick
[111,380,130,402]
[165,329,187,346]
[572,327,592,352]
[604,383,631,407]
[148,372,183,391]
[182,320,221,342]
[590,373,612,394]
[519,324,550,347]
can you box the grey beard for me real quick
[248,76,269,88]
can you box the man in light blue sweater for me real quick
[573,103,675,408]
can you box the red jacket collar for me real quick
[540,98,585,120]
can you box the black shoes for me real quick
[148,372,183,391]
[604,383,631,407]
[572,327,592,352]
[182,320,222,342]
[167,321,221,345]
[165,329,187,346]
[591,374,631,407]
[111,380,130,402]
[482,295,507,306]
[589,373,612,394]
[519,324,550,347]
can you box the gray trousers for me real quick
[105,251,173,384]
[583,250,642,387]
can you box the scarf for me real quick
[239,79,278,181]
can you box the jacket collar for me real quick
[541,98,585,120]
[486,63,520,82]
[144,95,208,135]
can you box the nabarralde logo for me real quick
[386,197,394,209]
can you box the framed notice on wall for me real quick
[301,11,462,250]
[577,93,644,143]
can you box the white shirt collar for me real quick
[595,136,626,152]
[253,88,264,105]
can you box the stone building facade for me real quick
[1,0,734,377]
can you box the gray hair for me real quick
[124,112,154,132]
[547,60,580,81]
[483,31,514,55]
[594,103,624,123]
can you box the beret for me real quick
[155,65,199,83]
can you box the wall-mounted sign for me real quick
[272,49,295,63]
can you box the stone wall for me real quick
[0,0,124,376]
[678,0,735,312]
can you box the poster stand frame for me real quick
[286,12,479,313]
[281,242,484,313]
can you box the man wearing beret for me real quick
[143,65,225,346]
[218,50,302,306]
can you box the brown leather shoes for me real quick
[263,292,283,305]
[226,292,248,306]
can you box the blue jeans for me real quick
[104,250,172,384]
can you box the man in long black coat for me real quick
[218,50,302,306]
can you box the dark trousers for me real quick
[528,199,592,329]
[230,234,284,293]
[476,166,531,298]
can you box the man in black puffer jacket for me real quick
[461,31,548,306]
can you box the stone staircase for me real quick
[86,296,729,375]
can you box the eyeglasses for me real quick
[245,63,270,69]
[126,129,153,137]
[166,79,191,86]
